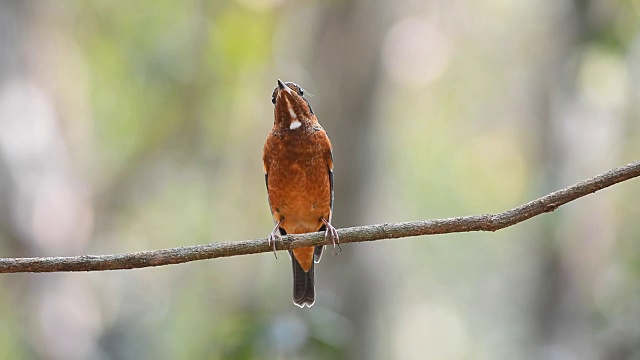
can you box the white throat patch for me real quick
[290,120,302,130]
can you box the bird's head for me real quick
[272,79,315,130]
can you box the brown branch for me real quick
[1,160,639,273]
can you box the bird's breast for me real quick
[265,133,331,234]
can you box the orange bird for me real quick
[263,80,340,308]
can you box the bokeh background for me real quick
[0,0,639,359]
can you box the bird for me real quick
[263,79,340,308]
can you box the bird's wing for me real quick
[315,135,333,263]
[263,141,277,220]
[328,148,334,222]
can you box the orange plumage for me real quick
[263,80,339,308]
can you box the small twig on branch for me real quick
[1,161,639,274]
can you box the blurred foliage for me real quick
[0,0,638,359]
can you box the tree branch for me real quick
[1,160,639,273]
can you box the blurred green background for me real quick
[0,0,639,359]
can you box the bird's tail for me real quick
[290,250,315,308]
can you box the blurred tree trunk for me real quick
[530,0,627,358]
[0,0,27,254]
[0,2,99,359]
[310,1,390,359]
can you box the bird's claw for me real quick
[268,222,282,259]
[322,218,341,255]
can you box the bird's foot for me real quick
[321,218,341,255]
[267,221,282,259]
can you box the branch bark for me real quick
[1,160,638,273]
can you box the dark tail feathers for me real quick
[290,250,315,308]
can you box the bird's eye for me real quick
[298,88,304,96]
[271,96,276,104]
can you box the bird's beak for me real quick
[277,79,292,94]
